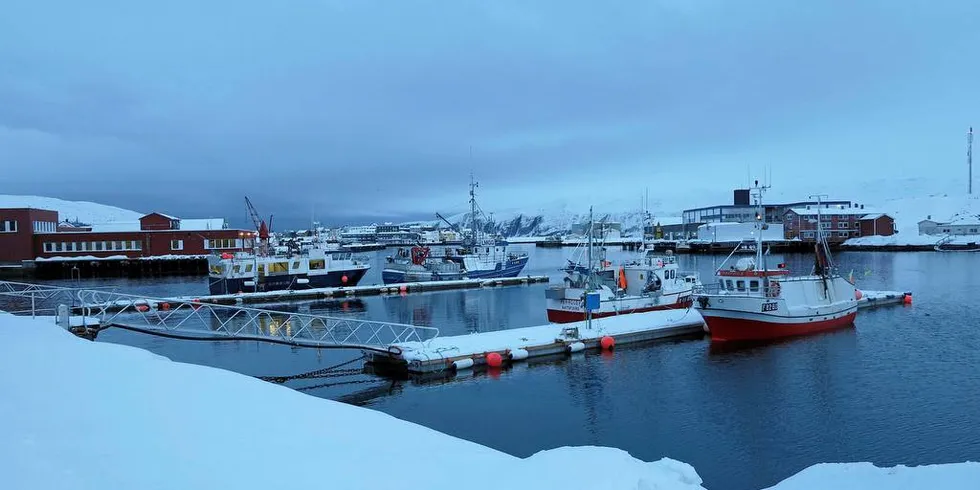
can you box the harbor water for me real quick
[29,246,980,490]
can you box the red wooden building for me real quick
[783,206,894,243]
[0,207,254,264]
[0,208,59,264]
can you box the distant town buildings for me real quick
[918,216,980,236]
[783,207,895,243]
[0,208,253,264]
[682,188,854,225]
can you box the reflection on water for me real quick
[20,249,980,490]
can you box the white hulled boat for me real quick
[695,182,859,342]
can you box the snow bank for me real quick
[0,195,142,224]
[765,462,980,489]
[0,314,706,490]
[844,234,980,247]
[862,194,980,235]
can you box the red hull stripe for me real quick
[706,311,857,342]
[546,299,694,324]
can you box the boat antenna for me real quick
[753,180,769,274]
[587,206,594,331]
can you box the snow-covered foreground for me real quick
[1,314,978,489]
[0,194,142,224]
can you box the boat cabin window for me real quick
[245,264,254,273]
[309,259,325,270]
[233,265,241,274]
[269,262,288,274]
[725,280,734,290]
[749,280,760,292]
[209,265,222,275]
[292,261,301,270]
[330,252,352,260]
[736,280,746,292]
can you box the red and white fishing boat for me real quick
[695,184,858,342]
[545,217,699,323]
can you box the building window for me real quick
[838,222,848,229]
[205,238,239,249]
[171,239,184,251]
[95,242,103,251]
[1,220,17,233]
[43,242,53,252]
[820,222,831,229]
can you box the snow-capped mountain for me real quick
[0,195,142,224]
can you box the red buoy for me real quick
[854,289,863,300]
[342,275,349,284]
[159,302,171,311]
[399,285,408,293]
[903,293,913,305]
[136,304,149,312]
[486,352,503,368]
[600,336,615,350]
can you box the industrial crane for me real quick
[245,196,272,254]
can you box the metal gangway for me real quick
[0,280,439,353]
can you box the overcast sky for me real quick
[2,0,978,228]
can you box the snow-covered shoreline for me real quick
[1,314,978,489]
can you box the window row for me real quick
[1,220,17,232]
[43,241,143,253]
[33,221,56,233]
[205,238,245,249]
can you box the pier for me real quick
[368,289,910,374]
[188,275,550,305]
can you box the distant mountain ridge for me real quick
[0,195,143,224]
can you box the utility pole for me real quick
[969,127,974,195]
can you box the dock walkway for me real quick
[187,275,550,305]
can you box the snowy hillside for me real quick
[0,195,142,224]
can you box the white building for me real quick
[918,216,980,236]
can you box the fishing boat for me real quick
[207,246,370,295]
[381,176,529,284]
[544,213,699,323]
[208,201,369,295]
[694,183,859,342]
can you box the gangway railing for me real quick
[0,280,439,352]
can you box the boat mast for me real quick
[469,173,480,247]
[587,206,594,330]
[809,193,834,275]
[753,180,768,272]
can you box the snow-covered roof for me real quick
[859,213,886,220]
[142,212,179,220]
[179,218,225,231]
[948,215,980,226]
[787,207,872,216]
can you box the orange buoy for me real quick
[600,336,615,350]
[136,304,149,312]
[342,275,349,284]
[399,285,408,293]
[854,289,863,300]
[486,352,503,368]
[903,293,913,305]
[159,302,171,311]
[618,266,627,290]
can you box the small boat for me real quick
[934,236,980,252]
[207,245,370,295]
[544,210,699,323]
[695,183,858,342]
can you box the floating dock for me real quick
[183,275,550,305]
[368,289,911,374]
[368,309,707,374]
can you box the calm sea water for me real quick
[30,246,980,489]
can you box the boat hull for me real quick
[546,297,693,323]
[381,255,528,284]
[208,267,368,295]
[702,308,857,342]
